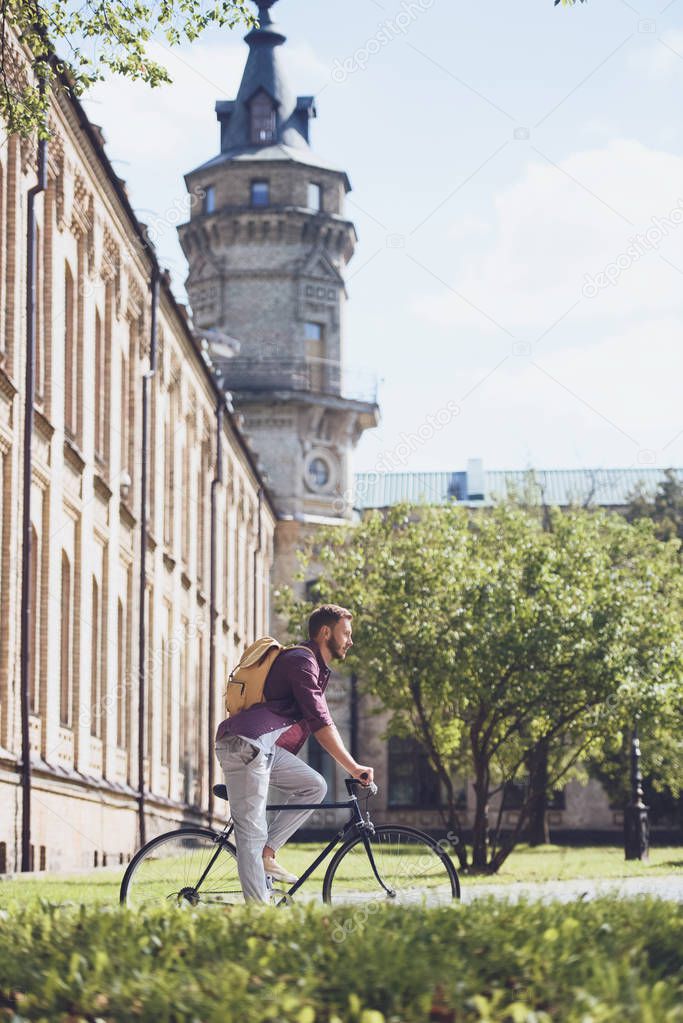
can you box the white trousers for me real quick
[214,735,327,903]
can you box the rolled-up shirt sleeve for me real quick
[288,652,333,733]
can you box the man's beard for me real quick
[329,638,348,660]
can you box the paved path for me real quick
[461,874,683,904]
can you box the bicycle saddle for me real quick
[212,784,229,801]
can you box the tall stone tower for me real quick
[178,0,379,589]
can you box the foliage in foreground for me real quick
[1,0,254,137]
[0,897,681,1022]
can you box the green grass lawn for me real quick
[1,843,681,910]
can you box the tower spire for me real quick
[212,0,319,155]
[255,0,279,27]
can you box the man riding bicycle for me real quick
[214,604,374,903]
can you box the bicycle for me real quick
[120,777,461,908]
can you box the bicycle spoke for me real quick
[121,829,242,908]
[324,826,459,905]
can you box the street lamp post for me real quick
[624,724,650,861]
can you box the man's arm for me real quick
[313,723,374,785]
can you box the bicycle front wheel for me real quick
[322,824,460,905]
[120,827,242,909]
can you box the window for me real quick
[250,90,276,144]
[203,185,216,214]
[116,597,127,748]
[161,604,173,769]
[28,523,40,714]
[94,310,104,460]
[90,577,102,738]
[35,223,44,402]
[60,551,73,727]
[144,584,154,771]
[63,262,76,437]
[164,387,176,546]
[308,182,322,211]
[181,422,191,565]
[197,441,209,587]
[250,180,270,208]
[120,344,129,477]
[305,323,325,391]
[387,736,442,808]
[304,322,323,343]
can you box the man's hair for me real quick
[308,604,352,639]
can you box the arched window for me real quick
[91,576,101,738]
[181,417,192,565]
[120,343,129,476]
[116,598,126,747]
[163,386,177,546]
[94,310,104,459]
[29,524,40,714]
[60,551,73,727]
[160,605,173,771]
[35,223,44,402]
[250,90,276,144]
[64,262,76,436]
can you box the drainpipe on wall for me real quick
[19,120,48,872]
[207,401,224,826]
[137,266,159,848]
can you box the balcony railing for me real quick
[220,357,378,405]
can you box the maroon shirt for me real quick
[215,640,333,756]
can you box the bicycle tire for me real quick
[322,824,460,905]
[120,827,241,909]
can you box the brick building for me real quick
[0,24,275,874]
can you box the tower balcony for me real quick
[220,356,378,406]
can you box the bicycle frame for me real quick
[203,779,379,905]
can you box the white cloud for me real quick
[412,139,683,336]
[630,30,683,80]
[356,315,683,473]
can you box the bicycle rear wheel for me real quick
[322,824,460,905]
[120,827,242,909]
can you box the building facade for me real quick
[0,28,275,874]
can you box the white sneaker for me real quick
[263,855,298,884]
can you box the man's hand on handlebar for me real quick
[351,764,374,786]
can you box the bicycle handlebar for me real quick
[345,776,378,797]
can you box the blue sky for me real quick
[85,0,683,475]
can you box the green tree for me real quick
[1,0,254,138]
[626,468,683,544]
[279,502,683,873]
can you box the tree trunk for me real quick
[410,677,468,870]
[526,740,550,846]
[471,753,490,870]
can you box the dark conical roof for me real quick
[215,0,314,157]
[185,1,350,189]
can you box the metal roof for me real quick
[353,467,683,510]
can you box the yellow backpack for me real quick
[225,637,310,716]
